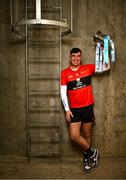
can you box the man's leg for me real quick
[81,122,93,171]
[82,122,99,169]
[81,122,93,145]
[69,122,90,150]
[69,121,95,171]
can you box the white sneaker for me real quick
[90,148,99,168]
[83,156,91,171]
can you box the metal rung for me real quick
[29,90,59,96]
[29,107,59,112]
[29,74,59,80]
[30,122,60,128]
[29,58,59,64]
[30,152,60,157]
[28,41,59,46]
[31,137,60,143]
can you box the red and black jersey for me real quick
[61,64,95,108]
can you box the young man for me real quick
[60,47,110,171]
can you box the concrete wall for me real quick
[62,0,126,158]
[0,0,126,159]
[0,1,26,156]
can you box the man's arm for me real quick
[60,85,69,111]
[60,85,73,122]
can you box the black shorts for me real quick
[70,104,95,123]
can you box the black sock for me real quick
[83,151,88,160]
[85,146,94,157]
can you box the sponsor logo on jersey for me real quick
[76,78,82,87]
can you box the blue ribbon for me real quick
[95,34,115,73]
[104,35,109,64]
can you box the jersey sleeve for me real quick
[60,70,70,111]
[60,85,70,111]
[88,64,95,74]
[61,70,67,85]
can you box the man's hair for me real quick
[70,47,82,54]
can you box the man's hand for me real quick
[65,110,74,123]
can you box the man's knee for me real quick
[70,132,80,142]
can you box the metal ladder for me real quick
[10,0,73,161]
[26,0,62,161]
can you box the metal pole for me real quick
[25,0,30,162]
[10,0,13,26]
[36,0,41,19]
[59,0,63,162]
[70,0,73,32]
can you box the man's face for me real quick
[70,52,82,67]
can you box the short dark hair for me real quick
[70,47,82,54]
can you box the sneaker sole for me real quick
[83,166,91,173]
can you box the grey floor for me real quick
[0,156,126,179]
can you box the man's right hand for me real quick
[65,110,74,123]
